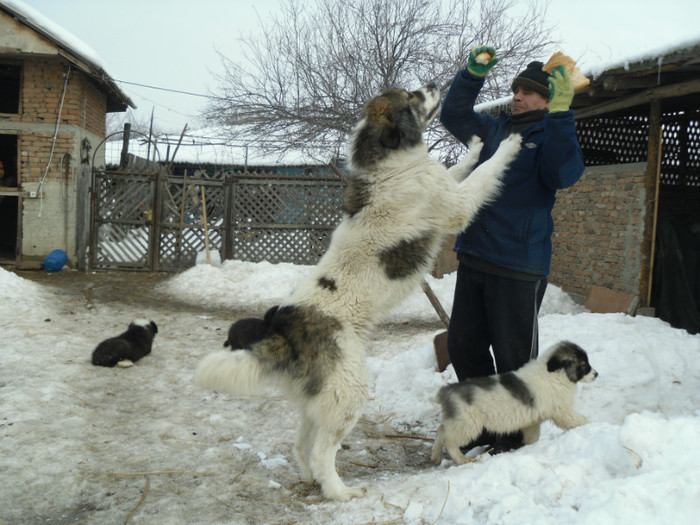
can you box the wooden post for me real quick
[200,185,211,264]
[642,99,663,307]
[119,123,131,169]
[176,170,188,262]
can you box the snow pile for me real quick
[1,263,699,524]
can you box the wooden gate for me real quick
[89,168,158,270]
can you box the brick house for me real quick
[0,1,132,266]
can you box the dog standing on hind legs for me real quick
[194,82,522,501]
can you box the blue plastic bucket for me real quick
[43,249,68,272]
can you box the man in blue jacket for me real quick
[440,46,585,452]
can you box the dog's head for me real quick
[349,83,440,169]
[223,307,279,350]
[545,341,598,383]
[130,319,158,336]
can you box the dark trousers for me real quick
[447,262,547,382]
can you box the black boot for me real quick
[459,429,498,454]
[489,431,525,455]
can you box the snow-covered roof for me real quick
[0,0,133,111]
[475,37,700,116]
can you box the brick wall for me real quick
[4,58,110,262]
[4,59,107,183]
[18,133,73,182]
[18,60,107,136]
[550,162,649,298]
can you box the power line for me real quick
[113,78,229,101]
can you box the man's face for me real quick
[511,86,549,114]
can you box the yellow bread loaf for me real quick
[543,51,590,92]
[475,51,492,65]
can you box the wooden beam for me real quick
[575,78,700,119]
[642,100,663,307]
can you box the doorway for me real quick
[0,134,19,260]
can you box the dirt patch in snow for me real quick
[5,269,444,524]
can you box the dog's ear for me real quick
[366,98,402,150]
[263,305,280,326]
[547,353,581,382]
[378,120,402,149]
[547,353,572,374]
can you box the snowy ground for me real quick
[1,260,699,525]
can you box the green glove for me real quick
[548,65,574,113]
[467,46,498,78]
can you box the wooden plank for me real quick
[575,78,700,119]
[584,286,639,315]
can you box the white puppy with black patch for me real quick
[431,341,598,465]
[194,82,522,501]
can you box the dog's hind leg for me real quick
[294,413,315,482]
[431,425,446,465]
[304,386,367,501]
[439,421,479,466]
[308,421,366,501]
[522,422,541,444]
[442,435,471,466]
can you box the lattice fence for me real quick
[158,179,227,269]
[576,109,700,189]
[90,168,344,271]
[577,114,649,166]
[658,110,700,188]
[230,178,343,265]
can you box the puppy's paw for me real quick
[117,359,134,368]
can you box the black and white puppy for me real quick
[91,319,158,367]
[224,305,279,349]
[431,341,598,465]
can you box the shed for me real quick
[0,0,132,267]
[550,40,700,333]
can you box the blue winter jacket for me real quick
[440,69,585,276]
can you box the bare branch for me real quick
[202,0,558,161]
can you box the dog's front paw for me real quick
[325,485,367,502]
[467,135,483,154]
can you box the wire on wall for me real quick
[37,64,72,217]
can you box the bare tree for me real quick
[203,0,557,163]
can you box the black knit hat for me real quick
[511,61,551,98]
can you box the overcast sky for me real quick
[16,0,700,133]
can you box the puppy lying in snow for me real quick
[431,341,597,465]
[91,319,158,368]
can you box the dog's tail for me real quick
[194,349,269,395]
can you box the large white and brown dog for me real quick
[431,341,598,466]
[194,83,522,501]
